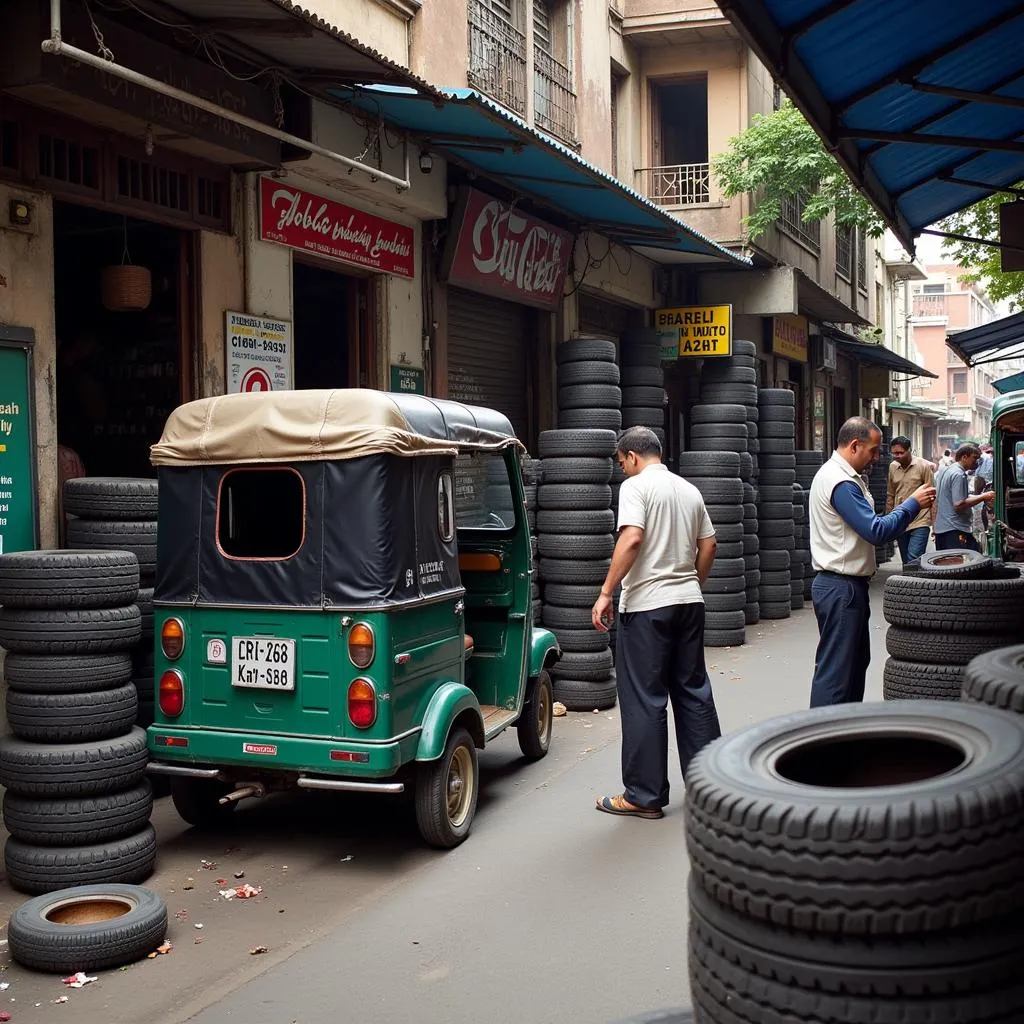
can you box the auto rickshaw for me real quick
[145,389,560,848]
[988,390,1024,560]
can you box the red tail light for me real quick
[159,670,185,717]
[348,678,377,729]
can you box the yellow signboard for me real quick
[771,314,809,363]
[655,304,732,359]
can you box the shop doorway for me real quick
[54,202,192,480]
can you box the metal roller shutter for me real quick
[447,287,530,440]
[578,291,633,340]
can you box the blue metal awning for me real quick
[718,0,1024,253]
[994,370,1024,393]
[334,86,750,267]
[947,310,1024,365]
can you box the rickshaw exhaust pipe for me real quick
[219,783,267,805]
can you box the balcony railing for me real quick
[778,193,820,253]
[534,47,577,145]
[640,163,711,206]
[914,294,948,317]
[468,0,527,115]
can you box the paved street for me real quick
[0,568,896,1024]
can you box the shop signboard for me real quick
[813,386,827,453]
[655,305,732,360]
[770,314,809,363]
[259,177,415,278]
[442,188,573,311]
[390,365,425,395]
[225,312,293,394]
[0,327,39,554]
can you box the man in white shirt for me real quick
[591,426,720,819]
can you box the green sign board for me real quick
[390,364,426,395]
[0,328,38,554]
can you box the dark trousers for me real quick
[809,572,871,707]
[897,526,930,564]
[935,529,981,552]
[615,602,722,809]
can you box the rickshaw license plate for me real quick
[231,637,296,691]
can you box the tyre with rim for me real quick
[415,726,479,848]
[517,671,553,760]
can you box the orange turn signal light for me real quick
[348,622,375,669]
[161,617,185,660]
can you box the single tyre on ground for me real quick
[8,883,168,973]
[63,478,158,521]
[963,645,1024,714]
[0,550,139,610]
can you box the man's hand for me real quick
[982,490,996,504]
[592,591,614,633]
[912,484,936,509]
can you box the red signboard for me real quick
[443,188,573,310]
[259,177,415,278]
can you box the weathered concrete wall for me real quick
[409,0,468,88]
[301,0,411,65]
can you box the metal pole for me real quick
[40,18,411,191]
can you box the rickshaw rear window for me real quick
[454,453,515,530]
[217,469,305,559]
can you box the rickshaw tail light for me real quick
[348,678,377,729]
[161,618,186,660]
[347,623,375,669]
[159,670,185,717]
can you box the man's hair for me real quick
[955,443,981,461]
[944,448,951,456]
[891,436,912,450]
[617,426,662,458]
[836,416,880,449]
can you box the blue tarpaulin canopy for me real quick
[718,0,1024,253]
[947,310,1024,365]
[334,86,750,266]
[993,370,1024,394]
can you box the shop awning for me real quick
[335,86,751,267]
[718,0,1024,253]
[823,328,937,378]
[886,401,942,418]
[796,269,870,326]
[947,311,1024,366]
[993,370,1024,394]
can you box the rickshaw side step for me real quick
[480,705,518,736]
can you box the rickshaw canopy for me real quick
[151,389,523,467]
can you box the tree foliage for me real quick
[713,101,883,241]
[937,191,1024,311]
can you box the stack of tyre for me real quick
[790,483,809,611]
[795,451,823,598]
[619,329,667,452]
[64,478,159,729]
[882,551,1024,701]
[686,698,1024,1021]
[755,389,797,621]
[0,550,154,896]
[867,444,895,566]
[741,477,760,627]
[521,456,541,625]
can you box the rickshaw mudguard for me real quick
[528,625,561,678]
[415,681,484,762]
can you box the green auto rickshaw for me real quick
[146,389,560,848]
[988,390,1024,560]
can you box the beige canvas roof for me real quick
[151,390,521,466]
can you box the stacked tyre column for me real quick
[795,451,823,600]
[867,444,895,567]
[64,478,159,729]
[0,550,154,896]
[755,390,797,621]
[619,330,667,453]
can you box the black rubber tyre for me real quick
[703,575,746,596]
[63,477,158,521]
[555,337,616,364]
[7,683,138,743]
[552,674,617,711]
[759,406,797,422]
[883,574,1024,632]
[758,388,796,407]
[711,525,743,546]
[744,568,761,588]
[538,429,618,458]
[758,502,795,520]
[701,384,758,406]
[8,883,168,973]
[549,627,610,653]
[542,604,595,629]
[538,457,613,484]
[760,455,797,472]
[702,367,757,387]
[620,386,664,407]
[758,484,798,501]
[557,408,622,431]
[759,438,796,455]
[715,542,743,559]
[759,520,794,538]
[557,361,620,386]
[759,535,795,552]
[558,384,621,410]
[620,366,664,387]
[5,826,157,895]
[963,645,1024,714]
[704,628,746,648]
[3,781,154,846]
[415,725,480,849]
[690,404,746,425]
[705,609,745,629]
[65,519,157,578]
[688,479,743,505]
[621,407,664,428]
[704,505,743,525]
[543,583,601,607]
[690,437,747,454]
[535,509,615,535]
[3,652,133,694]
[759,571,791,587]
[757,584,791,603]
[677,452,741,478]
[688,879,1024,1021]
[759,421,797,438]
[882,658,964,701]
[517,671,553,760]
[0,550,139,610]
[758,602,791,619]
[744,603,760,625]
[704,592,746,613]
[690,423,747,441]
[552,649,614,681]
[620,332,662,365]
[707,557,745,579]
[758,468,796,486]
[538,558,610,583]
[686,700,1024,935]
[903,549,994,578]
[537,484,611,510]
[0,606,142,655]
[0,728,148,797]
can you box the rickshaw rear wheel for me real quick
[170,778,237,829]
[415,726,478,849]
[517,670,553,760]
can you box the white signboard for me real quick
[225,311,293,394]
